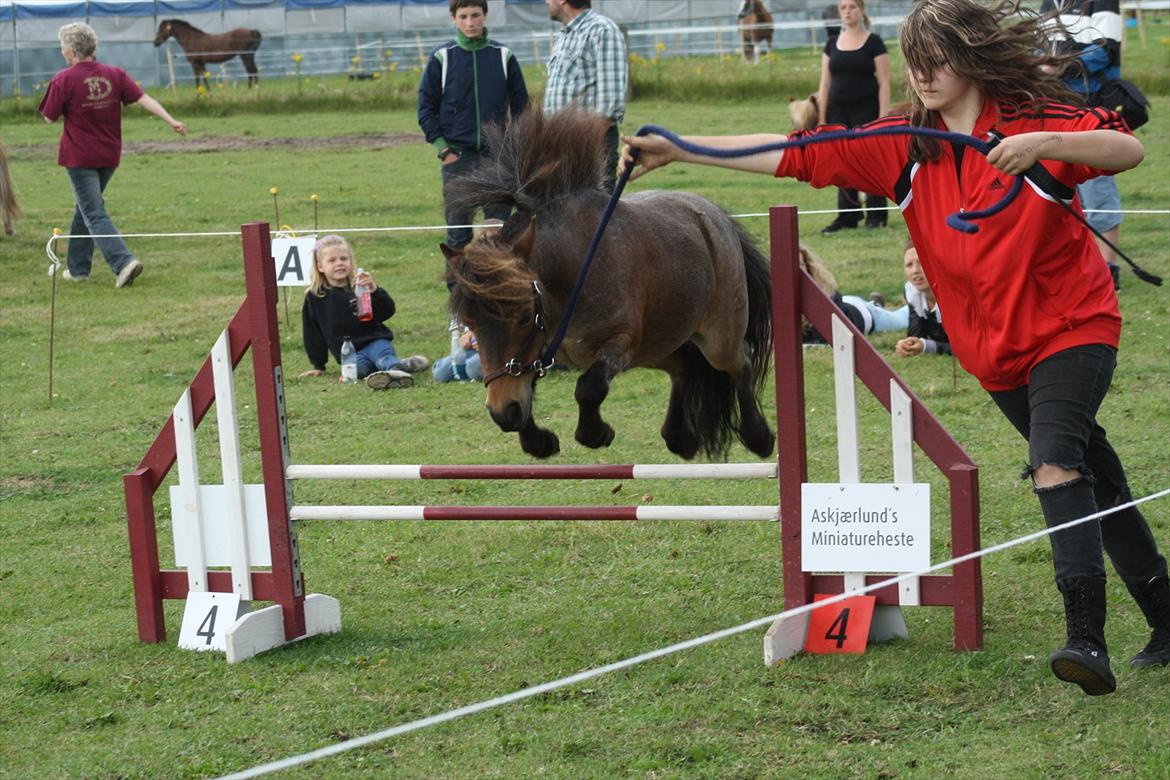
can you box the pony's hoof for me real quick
[742,428,776,459]
[521,428,561,459]
[663,429,700,460]
[575,422,615,449]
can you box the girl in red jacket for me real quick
[624,0,1167,695]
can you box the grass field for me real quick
[2,56,1170,779]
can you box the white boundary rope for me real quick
[218,488,1169,780]
[40,208,1169,245]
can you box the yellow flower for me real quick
[291,53,304,63]
[196,85,208,97]
[655,42,666,54]
[351,55,361,65]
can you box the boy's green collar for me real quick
[456,29,490,50]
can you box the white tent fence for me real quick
[1,0,914,96]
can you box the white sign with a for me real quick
[801,483,930,573]
[178,591,242,653]
[271,235,316,287]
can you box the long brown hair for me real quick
[900,0,1075,161]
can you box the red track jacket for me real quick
[778,97,1127,391]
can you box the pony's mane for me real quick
[160,18,199,31]
[446,237,537,328]
[445,107,610,222]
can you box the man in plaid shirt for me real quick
[543,0,628,191]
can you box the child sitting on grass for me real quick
[300,235,429,390]
[895,238,951,358]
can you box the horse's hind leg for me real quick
[733,358,775,457]
[242,54,259,87]
[659,353,701,460]
[574,351,628,449]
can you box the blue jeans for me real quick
[66,167,136,277]
[432,351,483,383]
[990,344,1167,586]
[440,151,511,249]
[354,339,406,378]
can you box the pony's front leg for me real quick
[574,356,623,449]
[518,414,560,459]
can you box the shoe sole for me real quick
[366,374,413,390]
[116,262,143,289]
[1050,657,1116,695]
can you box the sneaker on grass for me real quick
[398,355,430,373]
[62,269,89,282]
[115,259,143,289]
[365,369,413,390]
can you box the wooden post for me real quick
[715,21,724,59]
[532,33,541,68]
[416,32,426,66]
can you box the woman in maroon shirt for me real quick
[624,0,1167,695]
[39,22,186,288]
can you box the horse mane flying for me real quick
[445,107,611,229]
[445,236,537,327]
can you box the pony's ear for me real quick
[511,218,536,260]
[439,242,461,261]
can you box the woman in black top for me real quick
[816,0,890,232]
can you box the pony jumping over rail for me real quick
[443,108,775,462]
[737,0,774,63]
[154,19,262,89]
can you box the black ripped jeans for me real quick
[990,344,1167,585]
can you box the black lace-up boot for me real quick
[1050,577,1116,695]
[1126,575,1170,667]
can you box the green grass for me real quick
[1,90,1169,778]
[3,27,1168,121]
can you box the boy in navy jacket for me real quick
[418,0,528,250]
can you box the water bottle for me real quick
[354,267,373,322]
[450,325,468,381]
[340,337,357,384]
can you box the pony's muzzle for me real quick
[489,400,527,432]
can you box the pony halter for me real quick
[481,281,555,387]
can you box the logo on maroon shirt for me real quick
[84,77,113,102]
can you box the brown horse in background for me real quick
[154,19,262,89]
[443,109,775,461]
[737,0,774,63]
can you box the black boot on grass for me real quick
[1050,577,1116,696]
[1126,575,1170,668]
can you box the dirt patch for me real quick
[9,132,425,159]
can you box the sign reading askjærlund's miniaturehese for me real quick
[801,483,931,573]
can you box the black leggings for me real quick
[990,344,1167,585]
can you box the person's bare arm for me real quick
[621,133,787,180]
[986,130,1143,176]
[136,94,187,135]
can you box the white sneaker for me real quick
[62,269,89,282]
[115,259,143,288]
[365,370,413,390]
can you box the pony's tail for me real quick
[737,222,774,396]
[676,224,773,461]
[676,344,735,460]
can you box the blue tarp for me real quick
[89,1,155,15]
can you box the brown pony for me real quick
[737,0,774,63]
[442,108,775,461]
[0,140,21,237]
[154,19,262,89]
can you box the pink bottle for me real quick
[354,267,373,322]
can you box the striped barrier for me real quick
[124,206,982,662]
